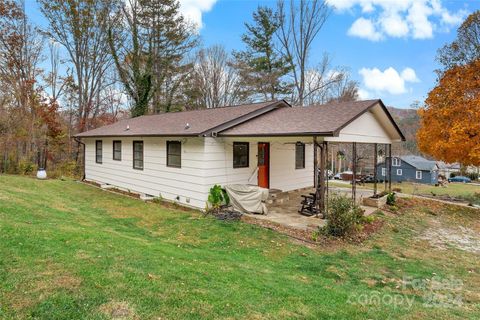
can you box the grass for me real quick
[1,175,480,319]
[330,180,480,202]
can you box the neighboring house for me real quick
[377,155,438,184]
[75,99,405,209]
[437,161,461,178]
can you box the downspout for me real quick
[74,137,85,181]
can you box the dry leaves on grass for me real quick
[99,301,137,320]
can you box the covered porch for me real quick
[217,99,405,230]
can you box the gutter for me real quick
[74,137,86,181]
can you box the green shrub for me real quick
[48,160,80,179]
[386,192,396,205]
[323,195,364,237]
[207,184,230,213]
[18,160,37,175]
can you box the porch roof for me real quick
[218,99,405,142]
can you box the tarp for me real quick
[224,184,269,214]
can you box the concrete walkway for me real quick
[245,187,378,232]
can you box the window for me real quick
[416,171,422,180]
[167,141,181,168]
[381,168,386,176]
[233,142,249,168]
[95,140,102,164]
[396,169,402,176]
[133,141,143,170]
[392,157,401,166]
[295,142,305,169]
[113,140,122,161]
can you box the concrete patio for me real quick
[244,185,380,232]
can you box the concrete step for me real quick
[267,189,290,204]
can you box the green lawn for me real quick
[330,180,480,202]
[1,175,479,319]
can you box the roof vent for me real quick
[185,123,190,130]
[125,124,130,131]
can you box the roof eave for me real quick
[331,99,406,142]
[74,133,201,138]
[203,100,291,137]
[217,131,336,137]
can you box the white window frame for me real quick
[416,171,422,180]
[396,169,402,176]
[392,157,401,167]
[381,168,386,176]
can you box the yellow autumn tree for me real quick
[417,60,480,166]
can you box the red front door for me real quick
[258,143,270,188]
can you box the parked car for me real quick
[333,173,342,180]
[448,176,471,183]
[362,175,378,183]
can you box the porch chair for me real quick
[298,192,319,216]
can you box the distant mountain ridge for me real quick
[387,106,420,155]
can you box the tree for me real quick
[417,60,480,166]
[233,6,291,101]
[39,0,114,132]
[437,11,480,70]
[186,45,246,109]
[302,57,358,105]
[108,0,197,116]
[276,0,330,106]
[0,0,47,172]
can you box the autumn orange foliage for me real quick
[417,60,480,166]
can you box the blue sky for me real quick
[26,0,480,109]
[192,0,479,108]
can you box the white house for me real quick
[75,100,404,209]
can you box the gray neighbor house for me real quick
[377,155,439,184]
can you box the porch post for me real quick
[325,142,329,214]
[388,144,392,193]
[313,137,318,189]
[373,143,378,196]
[352,142,357,202]
[313,137,320,216]
[318,141,327,217]
[384,144,388,191]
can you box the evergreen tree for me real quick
[107,0,197,117]
[233,6,292,101]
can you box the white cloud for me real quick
[327,0,467,41]
[359,67,420,95]
[401,67,420,82]
[357,88,371,100]
[380,12,409,37]
[179,0,217,29]
[348,17,383,41]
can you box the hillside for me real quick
[387,106,420,155]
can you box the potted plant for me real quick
[363,191,388,208]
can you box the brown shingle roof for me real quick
[75,99,404,140]
[218,99,382,136]
[75,101,286,137]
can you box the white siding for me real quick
[85,136,315,210]
[203,137,314,192]
[270,141,314,191]
[325,110,393,144]
[85,137,207,209]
